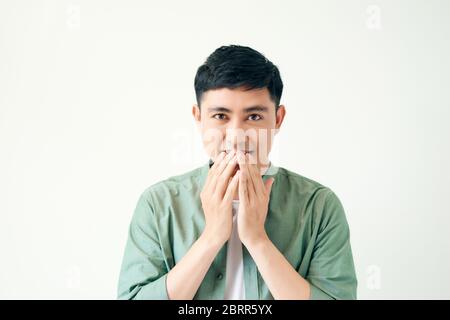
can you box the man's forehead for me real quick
[202,90,275,113]
[203,87,271,103]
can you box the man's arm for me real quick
[246,235,311,299]
[244,190,357,300]
[118,151,240,299]
[165,231,223,299]
[117,192,170,299]
[236,155,310,299]
[167,151,241,299]
[236,152,357,300]
[117,191,224,300]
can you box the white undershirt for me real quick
[223,200,246,300]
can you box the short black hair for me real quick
[194,45,283,111]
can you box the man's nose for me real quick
[227,117,246,130]
[224,125,253,151]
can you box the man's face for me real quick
[192,87,286,172]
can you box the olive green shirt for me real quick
[117,160,357,300]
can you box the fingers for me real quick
[247,155,260,196]
[204,151,226,190]
[221,153,239,183]
[212,150,227,168]
[239,166,248,204]
[215,150,237,178]
[214,153,238,197]
[248,156,265,196]
[238,152,257,198]
[209,150,236,190]
[224,169,240,201]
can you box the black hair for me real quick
[194,45,283,111]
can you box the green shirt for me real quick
[117,160,357,300]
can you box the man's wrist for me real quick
[199,230,226,252]
[242,231,270,251]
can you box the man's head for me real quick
[192,45,286,172]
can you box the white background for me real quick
[1,0,449,299]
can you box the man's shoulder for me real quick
[276,166,345,210]
[140,165,205,200]
[275,166,330,194]
[276,166,347,223]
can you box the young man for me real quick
[117,45,357,300]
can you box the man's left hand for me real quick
[236,151,275,248]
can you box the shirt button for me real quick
[217,273,223,280]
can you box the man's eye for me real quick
[212,113,227,120]
[248,114,262,121]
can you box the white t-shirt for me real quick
[223,200,246,300]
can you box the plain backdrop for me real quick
[1,0,449,299]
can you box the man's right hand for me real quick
[200,150,240,247]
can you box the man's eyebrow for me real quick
[207,105,269,113]
[244,105,269,113]
[207,106,231,113]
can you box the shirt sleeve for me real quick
[306,189,358,300]
[117,190,170,300]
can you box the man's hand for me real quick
[200,150,240,247]
[236,151,275,248]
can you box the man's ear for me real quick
[275,105,286,132]
[192,104,201,130]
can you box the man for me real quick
[117,45,357,300]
